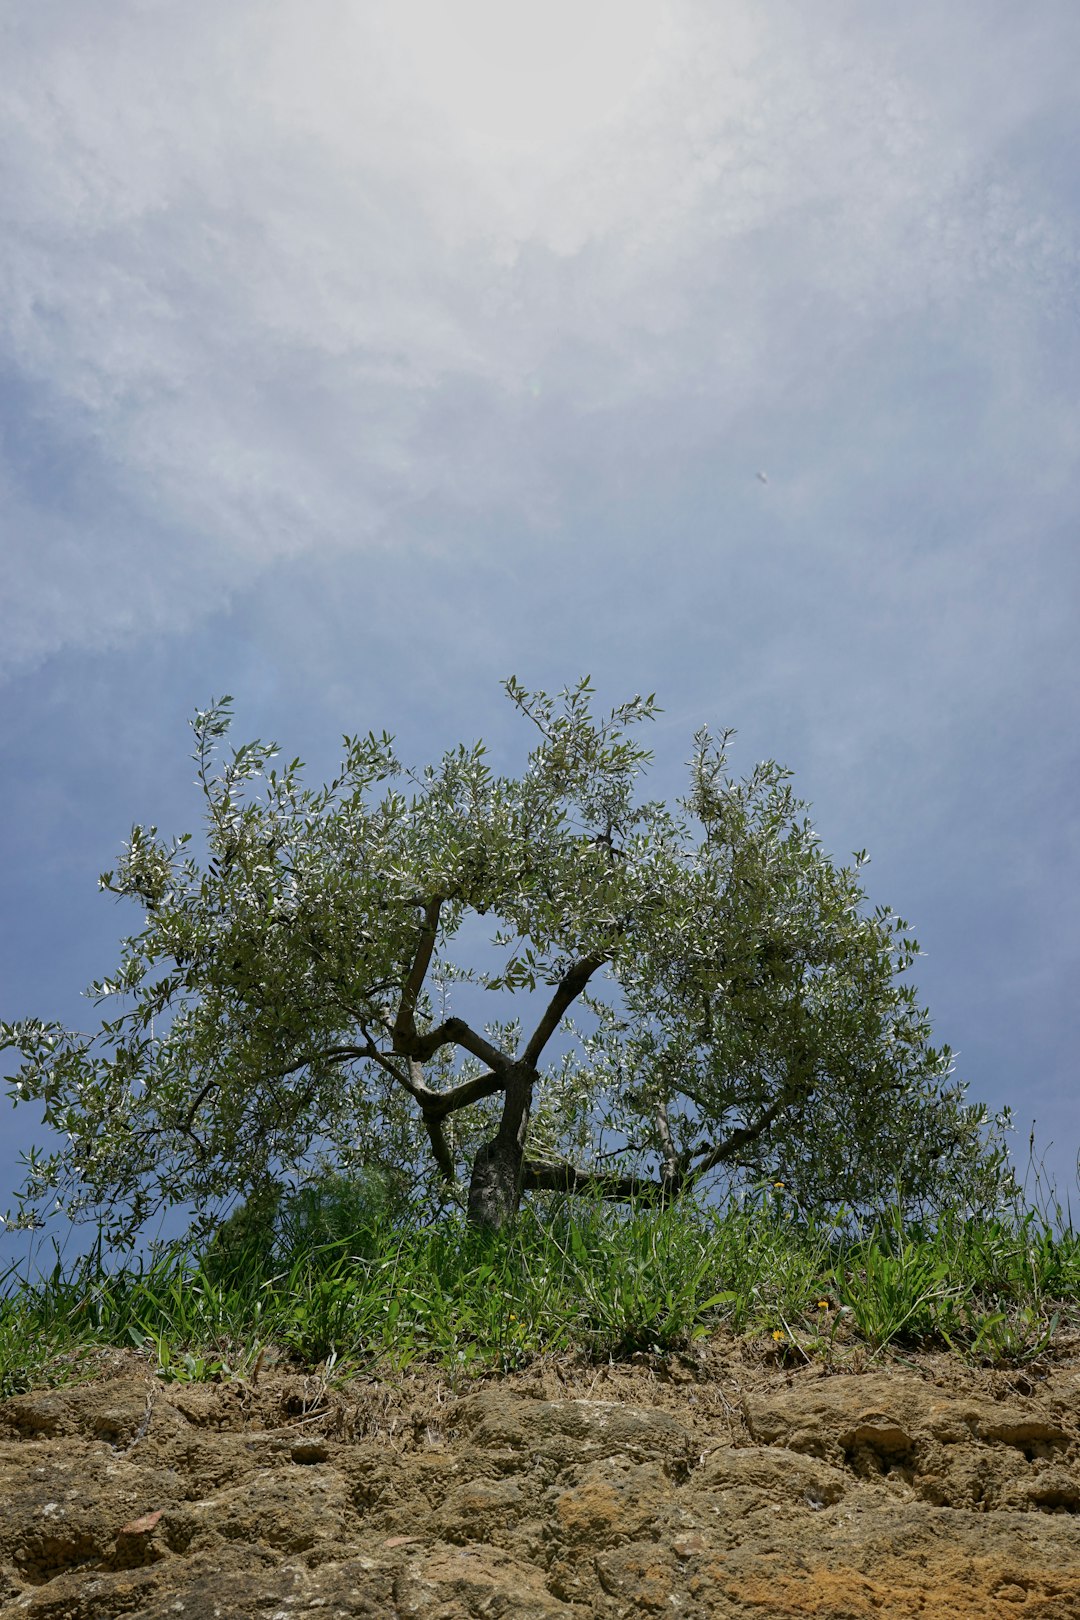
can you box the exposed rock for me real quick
[2,1344,1080,1617]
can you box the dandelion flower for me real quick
[772,1329,785,1343]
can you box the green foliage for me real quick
[275,1166,418,1261]
[3,677,1016,1245]
[1,1192,1076,1390]
[200,1182,283,1285]
[834,1213,958,1349]
[537,1198,730,1355]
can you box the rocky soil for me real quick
[2,1339,1080,1619]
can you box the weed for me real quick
[1,1178,1077,1385]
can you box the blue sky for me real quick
[2,0,1078,1250]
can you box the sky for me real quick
[2,0,1078,1256]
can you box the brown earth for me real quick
[3,1337,1080,1619]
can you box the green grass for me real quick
[2,1185,1078,1399]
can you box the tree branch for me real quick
[266,1030,508,1123]
[423,1111,457,1184]
[347,1039,418,1094]
[404,1015,511,1072]
[521,949,608,1068]
[682,1091,794,1189]
[494,1062,533,1155]
[654,1101,680,1185]
[521,1156,670,1204]
[420,1067,507,1120]
[393,897,443,1048]
[182,1076,218,1132]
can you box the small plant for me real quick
[127,1328,236,1384]
[969,1305,1060,1366]
[835,1237,958,1354]
[199,1182,282,1285]
[0,1184,1076,1384]
[274,1262,381,1366]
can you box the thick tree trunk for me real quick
[466,1063,533,1229]
[466,1134,524,1229]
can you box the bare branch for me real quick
[378,1048,506,1121]
[494,1062,533,1156]
[423,1112,457,1184]
[521,949,608,1068]
[421,1067,506,1120]
[522,1156,670,1204]
[393,897,443,1048]
[405,1015,511,1073]
[352,1042,422,1097]
[654,1101,680,1184]
[266,1028,508,1122]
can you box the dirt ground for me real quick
[3,1335,1080,1619]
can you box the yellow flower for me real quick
[816,1299,830,1310]
[772,1181,785,1190]
[772,1329,785,1343]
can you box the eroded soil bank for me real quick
[2,1340,1080,1618]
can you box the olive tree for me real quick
[3,679,1011,1244]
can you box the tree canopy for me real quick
[3,679,1013,1245]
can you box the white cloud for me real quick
[0,0,1076,673]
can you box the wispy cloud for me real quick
[2,1,1076,675]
